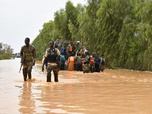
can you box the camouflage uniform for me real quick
[90,57,95,73]
[45,48,60,82]
[83,64,90,73]
[20,45,36,81]
[82,55,90,73]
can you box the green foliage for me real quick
[32,21,56,60]
[32,0,152,71]
[0,53,11,60]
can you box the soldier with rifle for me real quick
[20,38,36,81]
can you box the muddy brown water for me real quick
[0,58,152,114]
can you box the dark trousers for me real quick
[90,64,95,73]
[95,63,100,72]
[60,64,64,70]
[76,63,82,71]
[47,64,59,82]
[23,68,31,81]
[47,72,58,82]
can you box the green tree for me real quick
[32,0,152,72]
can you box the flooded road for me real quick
[1,58,152,114]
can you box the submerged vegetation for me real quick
[32,0,152,71]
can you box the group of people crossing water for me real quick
[20,38,105,82]
[59,41,105,73]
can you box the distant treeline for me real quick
[0,43,13,60]
[32,0,152,71]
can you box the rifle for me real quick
[19,54,26,73]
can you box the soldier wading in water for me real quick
[42,41,60,82]
[20,38,36,81]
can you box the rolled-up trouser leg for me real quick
[47,72,51,82]
[23,68,27,81]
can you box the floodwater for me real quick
[1,59,152,114]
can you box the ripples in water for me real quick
[1,59,152,113]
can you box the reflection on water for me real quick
[1,59,152,113]
[18,82,36,113]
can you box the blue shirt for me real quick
[60,46,67,55]
[95,57,100,63]
[60,55,65,64]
